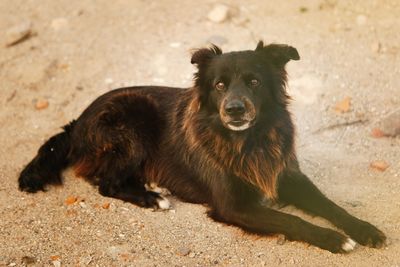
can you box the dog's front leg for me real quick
[210,199,357,253]
[207,176,355,253]
[277,170,386,248]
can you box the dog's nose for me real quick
[225,100,246,116]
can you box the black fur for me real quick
[18,42,386,253]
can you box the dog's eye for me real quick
[215,81,226,91]
[250,79,260,87]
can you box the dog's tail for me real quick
[18,120,76,192]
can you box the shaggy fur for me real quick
[19,41,386,253]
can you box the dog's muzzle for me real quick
[220,98,256,131]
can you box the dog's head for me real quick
[191,41,299,132]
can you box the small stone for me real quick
[52,260,61,267]
[21,256,36,265]
[207,35,228,46]
[176,247,191,256]
[51,18,68,31]
[5,21,32,47]
[109,202,116,211]
[333,96,351,113]
[371,128,385,138]
[276,234,286,245]
[79,201,87,209]
[370,160,390,172]
[299,6,308,13]
[8,263,16,267]
[356,14,367,26]
[102,202,110,209]
[65,196,78,205]
[188,252,196,258]
[35,99,49,110]
[208,4,230,23]
[375,110,400,137]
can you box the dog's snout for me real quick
[225,100,246,116]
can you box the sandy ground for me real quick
[1,0,399,266]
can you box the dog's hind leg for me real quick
[277,170,386,248]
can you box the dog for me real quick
[18,41,386,253]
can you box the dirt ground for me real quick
[1,0,399,266]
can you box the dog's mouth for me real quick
[225,120,252,131]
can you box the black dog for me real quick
[19,41,386,253]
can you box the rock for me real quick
[207,35,228,46]
[371,128,385,138]
[370,160,390,172]
[356,14,367,26]
[35,99,49,110]
[208,4,230,23]
[276,234,286,245]
[21,256,36,265]
[5,21,33,47]
[52,260,61,267]
[333,96,351,114]
[51,17,68,31]
[176,247,191,256]
[375,110,400,137]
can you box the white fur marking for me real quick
[342,238,356,252]
[156,197,171,210]
[227,122,251,131]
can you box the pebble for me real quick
[176,247,191,256]
[52,260,61,267]
[208,4,230,23]
[370,160,390,172]
[5,21,33,47]
[51,17,68,31]
[35,99,49,110]
[276,234,286,245]
[375,109,400,137]
[21,256,36,265]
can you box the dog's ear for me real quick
[191,44,222,66]
[255,41,300,67]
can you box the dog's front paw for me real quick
[346,220,386,248]
[313,228,356,253]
